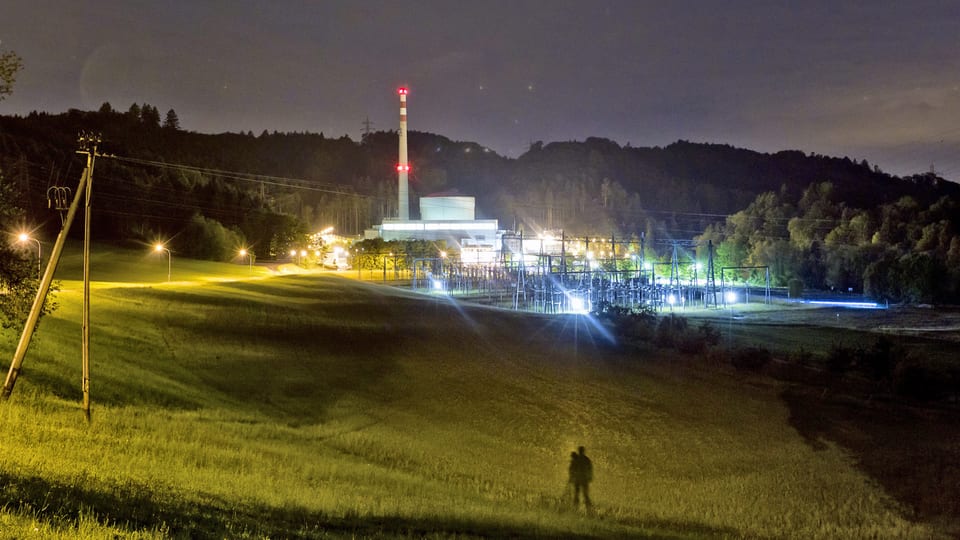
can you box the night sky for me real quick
[3,1,960,179]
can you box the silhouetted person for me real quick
[570,446,592,509]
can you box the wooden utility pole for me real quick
[3,133,99,405]
[79,133,100,420]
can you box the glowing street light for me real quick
[239,248,253,272]
[154,243,171,281]
[17,232,41,280]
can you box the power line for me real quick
[104,155,372,199]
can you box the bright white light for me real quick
[568,296,589,314]
[667,294,676,305]
[431,279,444,290]
[643,262,653,271]
[725,291,737,304]
[806,300,881,309]
[695,262,703,271]
[18,233,29,242]
[382,221,498,232]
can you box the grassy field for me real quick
[0,248,953,538]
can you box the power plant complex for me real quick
[361,87,777,315]
[368,88,502,264]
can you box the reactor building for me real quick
[368,87,502,264]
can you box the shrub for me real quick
[675,322,720,354]
[787,278,804,299]
[893,362,959,402]
[654,314,688,348]
[793,346,815,365]
[857,336,901,382]
[591,304,722,356]
[730,346,772,372]
[826,343,858,375]
[893,362,942,401]
[697,321,720,346]
[591,301,658,343]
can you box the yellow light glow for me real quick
[18,233,29,242]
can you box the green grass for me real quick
[0,247,950,538]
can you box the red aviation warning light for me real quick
[396,164,411,172]
[398,87,408,95]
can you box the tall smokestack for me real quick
[397,87,410,220]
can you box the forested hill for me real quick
[1,105,957,253]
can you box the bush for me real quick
[591,301,658,343]
[893,362,959,402]
[654,314,688,348]
[787,278,804,299]
[697,321,720,346]
[825,337,903,383]
[857,336,900,382]
[730,346,772,372]
[826,343,858,375]
[792,346,815,365]
[676,322,720,354]
[591,304,722,356]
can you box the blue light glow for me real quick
[805,300,882,309]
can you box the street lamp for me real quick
[290,249,307,265]
[154,243,171,281]
[239,248,253,272]
[17,233,41,280]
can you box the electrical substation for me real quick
[369,87,771,314]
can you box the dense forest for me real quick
[2,103,959,303]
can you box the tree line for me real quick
[2,102,959,303]
[699,181,960,303]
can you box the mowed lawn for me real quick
[0,251,941,538]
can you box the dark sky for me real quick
[3,1,960,179]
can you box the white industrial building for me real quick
[366,88,503,263]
